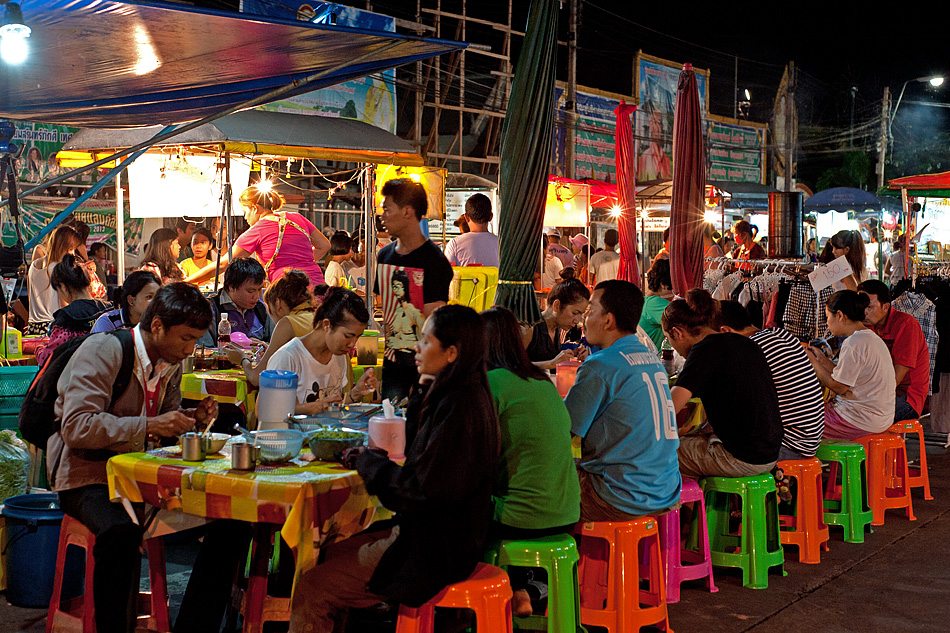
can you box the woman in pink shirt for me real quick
[185,184,332,288]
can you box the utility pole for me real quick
[784,61,795,192]
[565,0,579,179]
[877,86,891,191]
[849,86,857,147]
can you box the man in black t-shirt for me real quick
[375,178,454,402]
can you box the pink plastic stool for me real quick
[658,478,718,603]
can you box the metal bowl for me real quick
[307,430,367,462]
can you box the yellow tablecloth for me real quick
[181,370,257,417]
[107,446,389,589]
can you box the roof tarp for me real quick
[61,109,424,166]
[803,187,885,214]
[888,171,950,197]
[0,0,465,127]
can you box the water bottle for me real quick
[660,337,675,376]
[217,314,231,346]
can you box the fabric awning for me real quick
[0,0,465,127]
[61,109,423,166]
[803,187,885,214]
[888,171,950,197]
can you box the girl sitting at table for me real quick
[526,278,591,370]
[805,290,896,439]
[226,269,319,387]
[482,306,580,616]
[288,305,500,633]
[91,270,162,333]
[265,287,377,416]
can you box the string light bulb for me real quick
[0,3,30,66]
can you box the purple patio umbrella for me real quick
[669,63,705,296]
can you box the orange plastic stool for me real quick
[46,515,170,633]
[776,458,830,564]
[856,433,916,526]
[888,419,933,500]
[395,563,513,633]
[574,518,672,633]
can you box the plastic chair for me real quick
[657,478,717,603]
[574,517,672,632]
[395,563,513,633]
[700,473,785,590]
[776,458,830,564]
[888,419,933,500]
[856,433,916,526]
[46,515,170,633]
[815,439,874,543]
[484,534,582,633]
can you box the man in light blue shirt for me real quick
[565,280,681,521]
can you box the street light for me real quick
[891,75,946,140]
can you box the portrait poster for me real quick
[378,263,426,364]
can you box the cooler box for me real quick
[0,366,36,431]
[449,266,498,312]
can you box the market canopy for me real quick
[803,187,885,213]
[61,109,424,166]
[0,0,465,127]
[888,171,950,197]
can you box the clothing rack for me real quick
[704,256,815,275]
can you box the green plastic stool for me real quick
[815,439,874,544]
[700,473,786,589]
[484,534,585,633]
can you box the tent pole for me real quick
[212,152,230,294]
[116,169,125,283]
[363,164,376,318]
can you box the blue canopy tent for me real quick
[803,187,889,277]
[0,0,464,127]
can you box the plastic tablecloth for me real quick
[107,446,389,589]
[181,370,256,417]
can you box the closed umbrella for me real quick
[494,0,558,324]
[669,64,705,295]
[613,101,641,286]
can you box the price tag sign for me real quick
[808,255,853,291]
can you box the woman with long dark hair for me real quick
[526,278,591,369]
[37,254,112,365]
[92,270,162,333]
[805,290,895,439]
[482,306,580,616]
[140,228,184,283]
[289,305,499,633]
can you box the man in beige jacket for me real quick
[49,283,248,633]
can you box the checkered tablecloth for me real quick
[181,370,256,416]
[107,446,389,589]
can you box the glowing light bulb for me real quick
[409,172,422,183]
[610,206,622,218]
[255,179,273,193]
[931,77,945,87]
[562,201,572,211]
[0,24,30,65]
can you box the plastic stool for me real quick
[776,458,830,564]
[395,563,512,633]
[658,478,717,603]
[240,524,288,633]
[888,419,933,500]
[46,515,170,633]
[815,440,874,543]
[574,517,672,632]
[700,473,785,589]
[856,433,916,526]
[484,534,581,633]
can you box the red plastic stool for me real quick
[888,419,934,500]
[574,517,672,633]
[657,478,717,603]
[856,433,916,526]
[240,525,289,633]
[776,458,830,564]
[395,563,513,633]
[46,515,170,633]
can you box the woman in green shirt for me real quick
[482,307,581,616]
[639,258,673,350]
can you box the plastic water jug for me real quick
[257,370,298,430]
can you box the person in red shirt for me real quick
[858,280,930,421]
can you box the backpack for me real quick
[18,328,135,449]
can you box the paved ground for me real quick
[3,428,948,633]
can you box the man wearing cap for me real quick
[546,228,574,268]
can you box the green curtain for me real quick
[493,0,558,325]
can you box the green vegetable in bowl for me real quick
[307,428,366,441]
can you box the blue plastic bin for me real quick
[1,493,67,608]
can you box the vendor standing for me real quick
[184,183,331,289]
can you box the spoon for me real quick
[233,423,257,445]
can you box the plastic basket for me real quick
[0,366,37,417]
